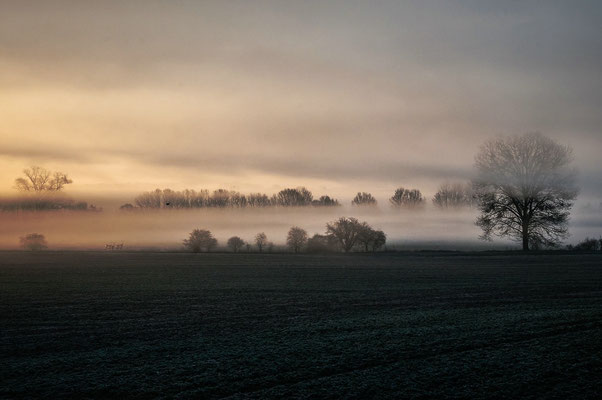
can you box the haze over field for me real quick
[1,1,601,249]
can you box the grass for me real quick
[1,251,601,399]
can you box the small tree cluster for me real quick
[432,182,475,208]
[306,234,339,253]
[352,192,377,206]
[326,217,386,252]
[568,237,602,251]
[356,224,387,252]
[183,229,218,252]
[20,233,48,251]
[390,187,425,208]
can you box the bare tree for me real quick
[183,229,218,252]
[20,233,48,251]
[326,217,364,253]
[352,192,377,206]
[432,182,474,208]
[274,187,313,206]
[227,236,245,253]
[286,226,308,253]
[311,195,340,206]
[371,230,387,252]
[473,133,578,251]
[390,187,425,207]
[356,222,375,252]
[255,232,268,252]
[356,224,387,252]
[306,234,339,253]
[14,166,72,192]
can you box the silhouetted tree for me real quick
[306,234,339,253]
[352,192,377,206]
[355,224,387,252]
[286,226,308,253]
[473,133,578,251]
[135,189,163,208]
[326,217,364,252]
[255,232,268,252]
[183,229,218,252]
[119,203,135,210]
[390,187,425,207]
[312,195,340,206]
[247,193,271,207]
[571,237,601,251]
[275,187,313,206]
[371,230,387,252]
[20,233,47,251]
[356,224,387,252]
[227,236,245,252]
[14,166,72,192]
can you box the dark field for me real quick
[1,252,601,399]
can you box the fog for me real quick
[2,206,601,251]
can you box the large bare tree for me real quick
[14,166,72,192]
[473,133,578,251]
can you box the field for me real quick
[1,251,601,399]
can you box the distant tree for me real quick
[352,192,377,206]
[286,226,308,253]
[246,243,251,252]
[473,133,578,251]
[255,232,268,252]
[119,203,135,211]
[371,230,387,252]
[275,187,313,206]
[355,224,387,252]
[20,233,48,251]
[312,195,340,206]
[432,182,474,208]
[14,166,72,192]
[326,217,365,252]
[390,187,425,207]
[356,223,375,252]
[247,193,271,207]
[571,237,601,251]
[227,236,245,253]
[134,189,163,208]
[183,229,218,252]
[306,234,339,253]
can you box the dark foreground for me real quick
[1,252,601,399]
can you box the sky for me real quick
[1,0,601,204]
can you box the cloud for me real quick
[0,0,601,200]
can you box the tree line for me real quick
[125,185,477,210]
[183,217,387,254]
[128,187,340,209]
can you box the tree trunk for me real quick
[522,221,529,251]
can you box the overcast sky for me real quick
[1,0,601,202]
